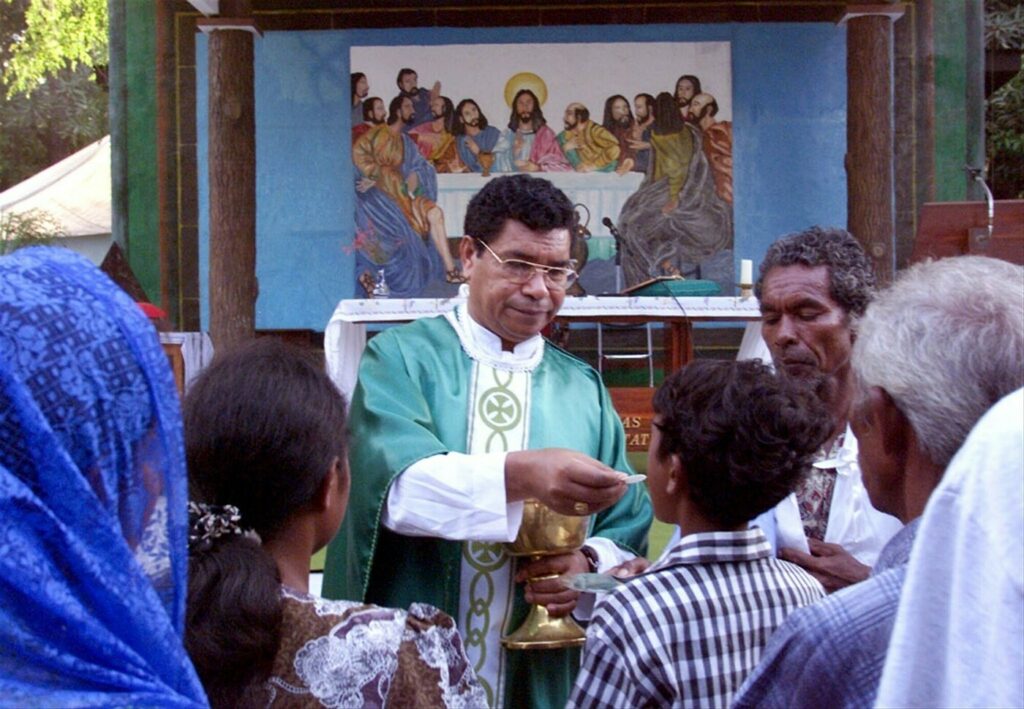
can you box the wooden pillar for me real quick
[843,5,903,285]
[201,11,258,350]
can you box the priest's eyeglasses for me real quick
[475,239,579,290]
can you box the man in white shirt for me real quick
[322,174,652,708]
[755,226,902,589]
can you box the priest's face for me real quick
[460,219,572,350]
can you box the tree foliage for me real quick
[0,209,65,255]
[2,0,108,98]
[985,0,1024,198]
[0,0,108,191]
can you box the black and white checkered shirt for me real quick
[568,527,825,708]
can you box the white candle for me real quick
[740,259,753,285]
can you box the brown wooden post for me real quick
[843,5,904,285]
[202,9,258,350]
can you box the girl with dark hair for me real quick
[183,338,484,708]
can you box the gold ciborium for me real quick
[501,499,589,650]
[478,151,494,177]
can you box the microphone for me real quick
[601,216,622,240]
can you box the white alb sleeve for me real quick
[382,451,524,542]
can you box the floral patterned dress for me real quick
[258,588,486,708]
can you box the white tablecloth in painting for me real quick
[323,296,764,401]
[437,171,643,237]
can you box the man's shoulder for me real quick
[369,315,456,351]
[542,338,604,381]
[784,566,905,645]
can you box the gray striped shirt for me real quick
[568,527,824,708]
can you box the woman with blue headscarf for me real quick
[0,247,207,707]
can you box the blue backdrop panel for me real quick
[197,23,846,331]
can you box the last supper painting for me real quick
[348,41,734,298]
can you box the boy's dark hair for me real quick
[653,359,830,527]
[183,338,349,707]
[463,174,578,251]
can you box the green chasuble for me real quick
[322,312,652,708]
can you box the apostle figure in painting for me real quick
[629,92,655,174]
[395,67,439,132]
[452,98,505,173]
[498,88,571,173]
[410,95,466,174]
[323,174,652,709]
[689,92,733,205]
[601,94,637,174]
[352,96,384,140]
[352,94,463,292]
[351,72,369,129]
[675,73,701,121]
[617,91,732,285]
[558,102,621,173]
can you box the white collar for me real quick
[444,304,545,372]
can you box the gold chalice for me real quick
[501,499,589,650]
[478,151,494,177]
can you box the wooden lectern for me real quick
[911,200,1024,265]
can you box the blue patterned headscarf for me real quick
[0,247,206,707]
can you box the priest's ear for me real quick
[459,236,480,278]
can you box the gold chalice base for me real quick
[501,572,586,650]
[502,500,590,650]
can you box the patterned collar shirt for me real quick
[567,527,825,709]
[731,518,921,709]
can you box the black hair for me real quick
[634,92,655,111]
[436,95,457,132]
[463,174,578,248]
[183,338,349,708]
[350,72,365,100]
[452,98,488,136]
[396,67,416,89]
[507,88,546,131]
[361,96,382,123]
[653,359,830,527]
[675,74,703,100]
[754,226,876,318]
[387,94,409,126]
[653,91,685,134]
[602,94,633,130]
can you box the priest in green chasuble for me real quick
[323,174,652,708]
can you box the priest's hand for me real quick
[779,538,870,593]
[505,449,628,517]
[516,550,589,617]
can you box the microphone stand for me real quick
[602,217,624,293]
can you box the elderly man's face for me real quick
[760,264,854,392]
[460,219,572,350]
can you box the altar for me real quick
[436,171,644,237]
[323,295,764,400]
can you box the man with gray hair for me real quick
[734,255,1024,708]
[756,226,901,591]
